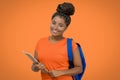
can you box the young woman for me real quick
[32,2,83,80]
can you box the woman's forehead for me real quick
[52,16,65,23]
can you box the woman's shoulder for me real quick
[66,38,78,51]
[66,38,77,43]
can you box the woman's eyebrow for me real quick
[59,23,63,25]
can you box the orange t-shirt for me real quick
[35,37,77,80]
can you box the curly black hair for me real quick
[51,2,75,26]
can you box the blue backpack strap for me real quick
[76,43,86,71]
[76,43,86,80]
[67,38,74,68]
[67,38,86,80]
[67,38,73,61]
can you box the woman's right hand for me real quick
[32,62,48,73]
[32,62,40,72]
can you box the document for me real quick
[22,50,39,63]
[22,50,48,72]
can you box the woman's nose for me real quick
[53,25,58,30]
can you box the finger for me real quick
[39,64,45,68]
[33,61,40,64]
[41,69,49,74]
[48,71,54,77]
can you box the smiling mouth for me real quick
[53,30,57,33]
[52,30,58,33]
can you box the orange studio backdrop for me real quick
[0,0,120,80]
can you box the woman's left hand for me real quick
[48,70,63,78]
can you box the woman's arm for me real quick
[61,47,83,75]
[48,47,83,77]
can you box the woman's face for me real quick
[50,16,67,37]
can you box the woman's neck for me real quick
[50,35,64,41]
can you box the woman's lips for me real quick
[52,30,57,33]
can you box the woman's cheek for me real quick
[58,27,66,32]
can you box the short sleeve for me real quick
[72,40,77,53]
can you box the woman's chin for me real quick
[51,34,58,37]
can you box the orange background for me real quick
[0,0,120,80]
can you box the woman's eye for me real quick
[59,24,64,27]
[52,21,56,25]
[59,25,63,27]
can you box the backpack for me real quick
[67,38,86,80]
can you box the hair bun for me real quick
[56,2,75,16]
